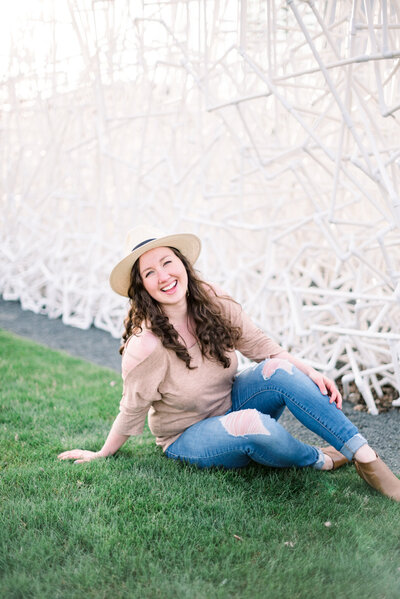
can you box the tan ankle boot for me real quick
[354,455,400,501]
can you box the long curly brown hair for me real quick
[119,247,241,369]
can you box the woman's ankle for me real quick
[354,444,376,463]
[321,455,334,470]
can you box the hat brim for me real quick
[109,233,201,297]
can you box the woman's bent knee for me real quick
[220,409,272,437]
[261,358,294,381]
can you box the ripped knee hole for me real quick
[262,358,294,380]
[220,409,270,437]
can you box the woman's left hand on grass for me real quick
[57,449,104,464]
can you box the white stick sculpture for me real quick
[1,1,399,413]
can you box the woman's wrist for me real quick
[96,450,108,458]
[274,351,312,376]
[97,431,130,458]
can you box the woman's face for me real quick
[138,246,188,307]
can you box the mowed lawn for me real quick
[0,329,399,599]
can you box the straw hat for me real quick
[109,225,201,297]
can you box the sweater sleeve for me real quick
[111,343,168,437]
[215,289,284,362]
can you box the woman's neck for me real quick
[162,299,189,327]
[163,301,197,348]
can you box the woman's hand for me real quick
[58,430,129,464]
[273,351,343,409]
[306,369,343,409]
[57,449,104,464]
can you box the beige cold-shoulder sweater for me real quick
[111,293,283,451]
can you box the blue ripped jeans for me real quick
[165,359,367,470]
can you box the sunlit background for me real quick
[1,0,400,411]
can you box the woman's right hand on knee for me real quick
[57,449,104,464]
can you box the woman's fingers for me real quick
[309,371,343,409]
[58,449,82,460]
[57,449,100,461]
[309,371,328,395]
[325,379,343,409]
[330,392,343,409]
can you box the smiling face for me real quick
[138,246,189,307]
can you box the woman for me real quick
[58,227,400,501]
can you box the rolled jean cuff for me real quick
[339,433,368,461]
[312,448,326,470]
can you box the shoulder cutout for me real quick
[123,330,159,375]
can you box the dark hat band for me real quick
[131,238,156,252]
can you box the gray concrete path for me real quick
[1,297,399,472]
[0,298,121,372]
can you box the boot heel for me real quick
[355,455,400,502]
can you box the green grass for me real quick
[0,329,399,599]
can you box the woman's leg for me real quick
[165,409,325,470]
[166,359,400,499]
[231,359,367,461]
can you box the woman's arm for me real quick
[58,332,164,464]
[217,294,342,409]
[270,349,343,409]
[58,427,130,464]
